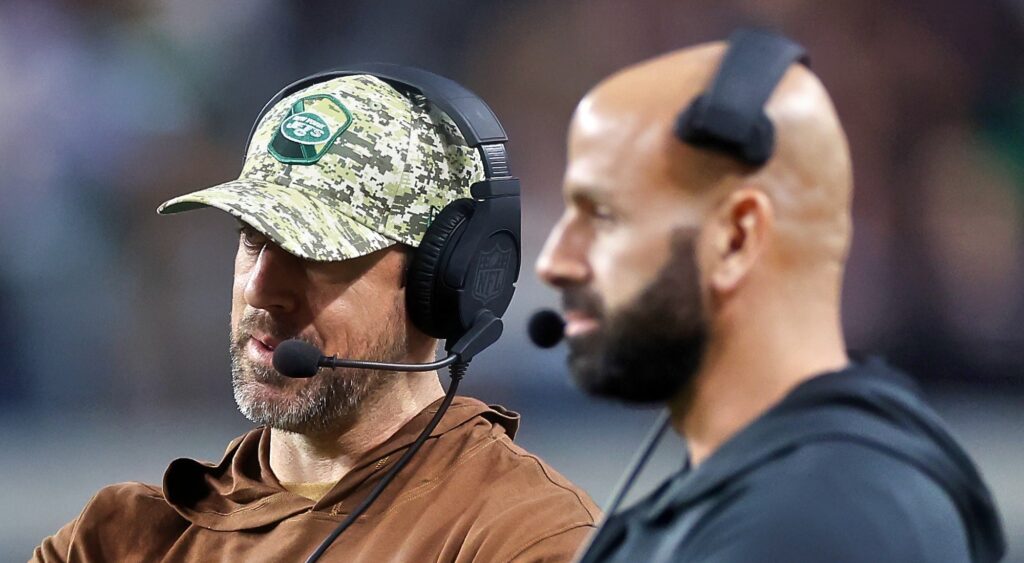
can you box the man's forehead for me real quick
[565,96,677,203]
[568,94,641,156]
[565,96,755,209]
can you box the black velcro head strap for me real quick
[674,29,809,166]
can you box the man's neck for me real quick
[269,373,445,484]
[671,303,848,467]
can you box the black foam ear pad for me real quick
[406,198,476,339]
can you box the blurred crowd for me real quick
[1,0,1022,410]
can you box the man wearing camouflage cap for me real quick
[34,74,598,562]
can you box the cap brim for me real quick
[157,180,397,262]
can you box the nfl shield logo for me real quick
[473,245,515,304]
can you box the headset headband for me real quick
[675,29,809,166]
[245,64,512,178]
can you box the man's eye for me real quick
[591,203,615,223]
[238,227,267,251]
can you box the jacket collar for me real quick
[640,358,918,522]
[163,396,518,531]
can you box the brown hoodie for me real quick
[33,397,600,562]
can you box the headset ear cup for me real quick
[407,198,476,339]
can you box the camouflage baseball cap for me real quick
[157,75,485,261]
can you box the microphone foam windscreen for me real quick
[272,339,322,378]
[528,309,566,349]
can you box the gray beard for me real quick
[230,314,402,435]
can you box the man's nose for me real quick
[536,215,591,288]
[244,243,302,314]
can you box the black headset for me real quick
[675,28,809,165]
[244,64,521,353]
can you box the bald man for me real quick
[537,30,1005,562]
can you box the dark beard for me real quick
[230,309,400,435]
[566,228,707,403]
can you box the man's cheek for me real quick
[229,302,241,333]
[594,267,646,313]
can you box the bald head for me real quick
[571,42,853,269]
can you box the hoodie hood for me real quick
[642,358,1005,562]
[161,397,518,531]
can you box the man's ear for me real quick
[704,187,774,295]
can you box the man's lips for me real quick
[246,334,284,366]
[562,310,600,337]
[251,334,281,351]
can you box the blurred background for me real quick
[2,0,1022,559]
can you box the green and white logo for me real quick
[280,112,331,145]
[269,94,353,165]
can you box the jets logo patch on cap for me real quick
[281,112,330,144]
[269,94,352,165]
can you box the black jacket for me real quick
[582,358,1006,562]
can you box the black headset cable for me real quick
[572,410,671,563]
[304,362,467,563]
